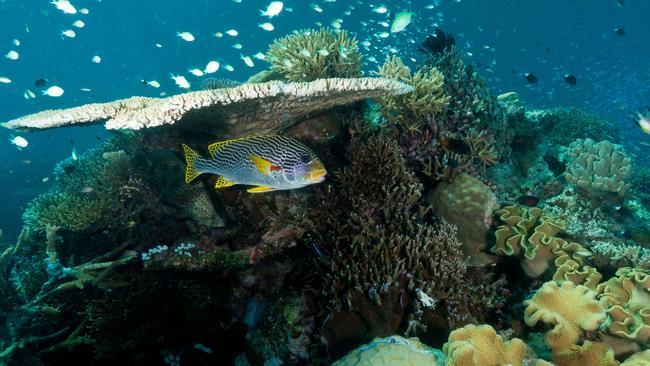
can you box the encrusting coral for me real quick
[266,28,362,82]
[564,138,633,199]
[428,173,498,266]
[2,78,411,134]
[331,336,444,366]
[377,55,449,126]
[524,281,606,351]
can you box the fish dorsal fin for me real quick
[250,154,280,175]
[247,185,275,193]
[208,137,245,157]
[215,176,236,189]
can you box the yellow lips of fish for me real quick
[307,161,327,183]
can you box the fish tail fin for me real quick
[182,144,204,183]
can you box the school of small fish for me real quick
[1,0,649,157]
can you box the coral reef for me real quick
[428,173,498,266]
[564,138,633,199]
[266,28,362,82]
[300,135,501,356]
[1,24,649,366]
[525,107,619,147]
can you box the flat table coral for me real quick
[524,281,606,351]
[2,78,412,134]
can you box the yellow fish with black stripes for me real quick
[182,135,327,193]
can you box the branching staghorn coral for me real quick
[22,139,139,232]
[377,55,449,126]
[299,135,500,351]
[266,28,362,82]
[462,128,499,172]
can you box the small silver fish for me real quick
[182,136,327,193]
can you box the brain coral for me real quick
[524,281,606,351]
[442,324,528,366]
[428,173,498,266]
[266,28,362,82]
[331,336,444,366]
[597,267,650,345]
[564,138,633,199]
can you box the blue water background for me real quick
[1,0,649,240]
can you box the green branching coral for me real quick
[22,138,139,232]
[266,28,362,82]
[377,56,449,125]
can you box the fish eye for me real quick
[299,154,311,164]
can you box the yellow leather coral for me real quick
[551,341,617,366]
[524,281,606,350]
[442,324,527,366]
[492,205,569,277]
[621,350,650,366]
[598,267,650,344]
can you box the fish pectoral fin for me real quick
[215,176,236,189]
[246,185,275,193]
[250,155,279,175]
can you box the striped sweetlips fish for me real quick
[182,135,327,193]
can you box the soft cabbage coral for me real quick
[428,173,498,266]
[597,267,650,345]
[266,28,362,82]
[524,281,606,351]
[331,336,444,366]
[621,350,650,366]
[492,205,592,277]
[564,138,633,199]
[551,341,617,366]
[442,324,528,366]
[377,55,449,125]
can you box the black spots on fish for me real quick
[439,138,470,155]
[525,73,538,84]
[516,195,540,207]
[564,74,577,85]
[34,78,48,88]
[614,28,626,36]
